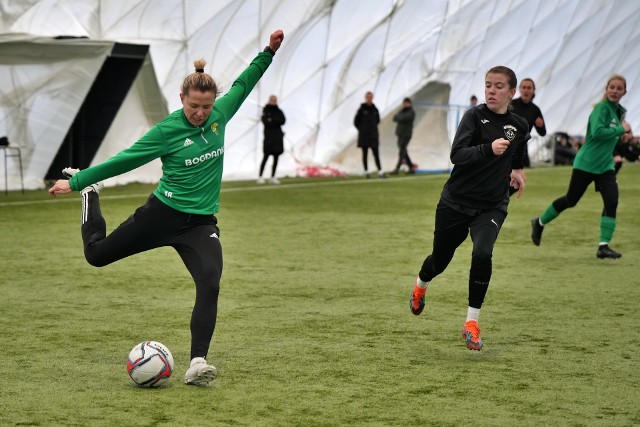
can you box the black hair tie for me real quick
[195,68,204,73]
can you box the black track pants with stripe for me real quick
[81,192,222,360]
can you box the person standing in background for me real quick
[510,78,546,167]
[257,95,286,184]
[354,91,386,178]
[531,75,632,259]
[391,97,416,175]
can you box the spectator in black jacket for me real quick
[409,66,529,352]
[553,132,577,165]
[257,95,286,184]
[391,97,416,174]
[354,91,385,178]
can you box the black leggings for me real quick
[395,136,413,171]
[419,203,507,309]
[81,193,222,360]
[552,169,618,218]
[361,146,382,171]
[259,153,280,177]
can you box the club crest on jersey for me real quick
[503,124,517,141]
[211,122,219,135]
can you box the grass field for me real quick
[1,164,639,426]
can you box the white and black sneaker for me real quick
[62,167,103,195]
[184,357,217,386]
[62,167,80,178]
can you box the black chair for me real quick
[0,136,25,195]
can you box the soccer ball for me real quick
[127,341,175,387]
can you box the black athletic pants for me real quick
[419,202,507,309]
[361,146,382,172]
[81,192,222,360]
[259,153,280,177]
[394,136,413,171]
[553,169,618,218]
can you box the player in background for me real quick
[409,66,529,351]
[511,78,546,167]
[48,29,285,386]
[531,75,632,259]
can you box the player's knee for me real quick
[471,250,492,266]
[84,251,109,267]
[83,243,117,267]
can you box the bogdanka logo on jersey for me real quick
[185,146,224,166]
[503,124,517,141]
[184,138,195,147]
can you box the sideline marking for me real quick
[0,175,446,207]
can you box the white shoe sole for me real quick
[184,365,217,386]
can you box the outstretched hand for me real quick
[269,30,284,52]
[48,179,72,198]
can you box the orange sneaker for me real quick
[461,320,483,351]
[409,283,426,316]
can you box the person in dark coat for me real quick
[391,97,416,174]
[354,91,385,178]
[258,95,286,184]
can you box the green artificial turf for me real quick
[0,165,638,426]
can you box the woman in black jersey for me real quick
[409,66,530,351]
[511,78,546,167]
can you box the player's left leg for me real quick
[173,217,222,386]
[462,208,507,350]
[595,171,621,259]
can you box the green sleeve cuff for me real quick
[68,175,80,192]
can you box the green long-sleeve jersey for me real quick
[69,51,274,215]
[573,98,626,174]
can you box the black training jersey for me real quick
[441,104,530,212]
[510,98,546,136]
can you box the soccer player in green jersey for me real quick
[49,29,285,386]
[531,75,632,259]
